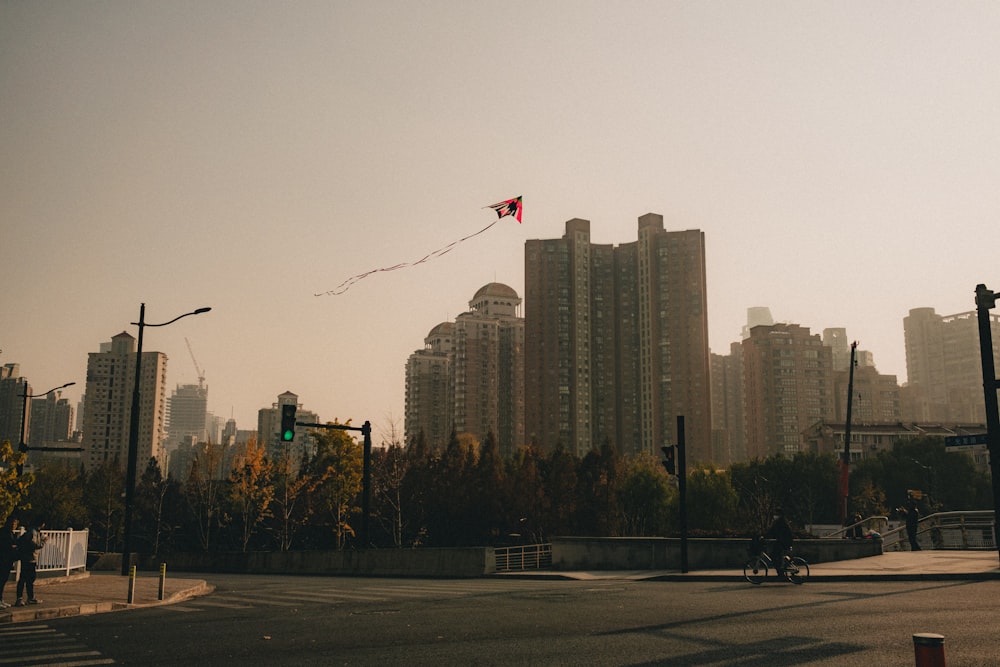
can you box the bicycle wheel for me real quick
[744,556,768,585]
[784,556,810,584]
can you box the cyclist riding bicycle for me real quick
[765,508,793,573]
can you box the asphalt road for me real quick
[4,573,997,666]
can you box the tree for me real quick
[576,440,625,536]
[0,440,33,523]
[135,459,185,556]
[683,464,738,534]
[620,456,673,536]
[270,443,318,552]
[310,423,363,549]
[227,437,275,552]
[83,458,124,553]
[184,440,228,552]
[28,458,85,529]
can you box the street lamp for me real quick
[17,381,76,474]
[121,303,211,576]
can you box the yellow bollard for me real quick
[913,633,946,667]
[158,563,166,601]
[127,565,137,604]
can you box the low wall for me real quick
[95,547,495,578]
[91,537,882,577]
[550,536,883,571]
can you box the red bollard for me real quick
[913,633,946,667]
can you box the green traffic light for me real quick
[282,430,294,441]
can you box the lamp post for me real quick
[18,381,76,474]
[121,303,211,576]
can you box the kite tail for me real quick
[314,218,501,296]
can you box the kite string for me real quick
[314,218,501,296]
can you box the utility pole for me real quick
[839,341,858,526]
[974,284,1000,565]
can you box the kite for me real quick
[315,196,523,296]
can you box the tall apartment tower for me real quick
[742,323,834,458]
[405,322,454,451]
[166,383,208,450]
[28,391,74,445]
[0,364,30,447]
[452,283,524,456]
[903,307,1000,422]
[405,284,525,456]
[524,214,712,461]
[81,332,168,470]
[710,341,746,465]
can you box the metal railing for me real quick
[881,511,996,551]
[495,543,552,572]
[821,516,890,540]
[10,529,90,578]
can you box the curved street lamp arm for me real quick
[133,306,212,328]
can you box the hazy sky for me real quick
[4,2,1000,442]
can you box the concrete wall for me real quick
[92,537,881,577]
[550,537,883,571]
[94,547,496,578]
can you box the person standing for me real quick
[14,517,46,607]
[0,516,18,609]
[903,501,921,551]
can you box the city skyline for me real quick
[5,3,1000,440]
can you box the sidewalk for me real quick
[0,571,212,625]
[498,551,1000,582]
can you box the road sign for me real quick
[944,433,988,447]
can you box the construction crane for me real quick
[185,337,206,389]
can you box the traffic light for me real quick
[280,404,297,442]
[661,445,676,475]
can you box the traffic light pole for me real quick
[974,284,1000,565]
[677,415,688,573]
[298,420,373,547]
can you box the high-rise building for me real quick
[405,283,525,456]
[0,364,29,447]
[524,214,712,461]
[452,283,524,456]
[710,341,745,465]
[405,322,454,451]
[28,391,74,445]
[81,332,168,470]
[166,383,208,450]
[742,323,834,458]
[903,307,1000,422]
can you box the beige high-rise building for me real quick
[405,284,524,456]
[742,323,834,458]
[903,307,1000,422]
[405,322,454,451]
[81,332,168,471]
[524,214,712,461]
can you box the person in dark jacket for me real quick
[765,509,794,572]
[902,501,921,551]
[14,517,46,607]
[0,515,18,609]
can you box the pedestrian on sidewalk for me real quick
[14,517,46,607]
[0,515,18,608]
[901,501,921,551]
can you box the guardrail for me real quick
[10,528,89,578]
[495,543,552,572]
[882,511,995,551]
[820,516,890,540]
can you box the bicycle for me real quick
[743,536,810,585]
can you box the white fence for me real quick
[9,528,89,578]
